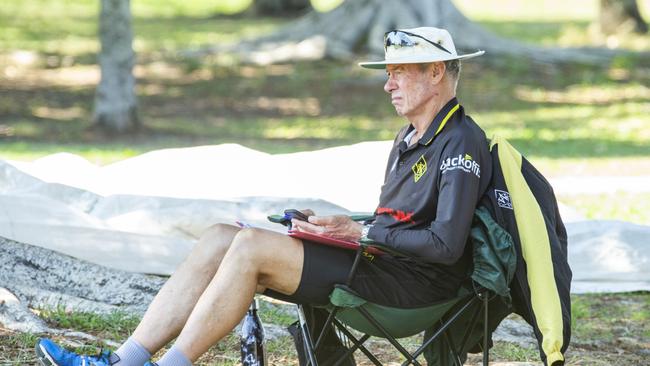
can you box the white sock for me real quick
[155,345,192,366]
[113,337,152,366]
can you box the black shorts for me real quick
[264,240,463,308]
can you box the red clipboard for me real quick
[288,230,383,255]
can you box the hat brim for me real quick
[358,50,485,69]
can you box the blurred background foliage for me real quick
[0,0,649,223]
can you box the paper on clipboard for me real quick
[288,230,383,255]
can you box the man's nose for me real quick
[384,77,396,93]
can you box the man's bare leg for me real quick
[131,224,242,353]
[170,227,304,361]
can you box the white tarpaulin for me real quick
[1,143,648,293]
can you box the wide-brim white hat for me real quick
[359,27,484,69]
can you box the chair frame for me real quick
[296,245,492,366]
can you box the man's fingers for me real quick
[308,215,341,226]
[307,215,327,225]
[292,219,324,233]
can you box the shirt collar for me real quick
[418,97,460,146]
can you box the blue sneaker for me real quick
[35,338,118,366]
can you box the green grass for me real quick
[570,293,650,343]
[259,300,299,327]
[39,306,141,341]
[0,332,40,365]
[458,0,650,50]
[2,293,649,364]
[490,342,540,362]
[559,192,650,225]
[0,300,300,365]
[0,0,285,57]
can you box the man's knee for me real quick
[195,223,240,257]
[228,228,266,260]
[228,228,296,267]
[228,228,304,289]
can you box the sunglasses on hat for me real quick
[384,30,452,55]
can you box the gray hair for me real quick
[444,59,462,81]
[417,59,462,82]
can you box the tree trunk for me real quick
[198,0,639,65]
[254,0,311,16]
[0,236,164,316]
[94,0,139,133]
[600,0,648,34]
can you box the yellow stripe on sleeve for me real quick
[493,135,565,365]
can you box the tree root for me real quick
[183,0,648,66]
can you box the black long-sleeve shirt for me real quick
[368,98,492,280]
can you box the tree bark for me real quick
[94,0,139,133]
[600,0,648,34]
[0,236,164,315]
[195,0,642,65]
[254,0,312,16]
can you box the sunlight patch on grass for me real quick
[558,192,650,225]
[32,106,85,120]
[0,0,286,56]
[454,0,599,21]
[529,157,650,177]
[259,116,394,140]
[475,102,650,160]
[454,0,650,50]
[0,142,144,165]
[133,0,252,17]
[133,17,285,53]
[514,84,650,105]
[312,0,345,12]
[242,96,321,116]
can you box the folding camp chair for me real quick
[294,206,516,366]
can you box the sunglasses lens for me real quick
[384,31,416,50]
[383,30,453,55]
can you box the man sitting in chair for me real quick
[36,27,491,366]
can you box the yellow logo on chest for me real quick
[412,155,427,182]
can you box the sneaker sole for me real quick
[35,342,59,366]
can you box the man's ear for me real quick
[431,62,446,84]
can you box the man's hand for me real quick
[299,209,315,217]
[291,215,364,242]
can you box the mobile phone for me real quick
[284,209,309,222]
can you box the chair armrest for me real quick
[267,214,287,225]
[269,213,374,226]
[350,213,375,223]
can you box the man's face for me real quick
[384,63,437,118]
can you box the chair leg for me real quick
[314,307,339,351]
[331,334,370,366]
[442,328,463,366]
[482,292,489,366]
[355,307,422,366]
[297,304,319,366]
[332,319,383,366]
[411,296,479,360]
[458,301,483,353]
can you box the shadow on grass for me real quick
[1,57,649,159]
